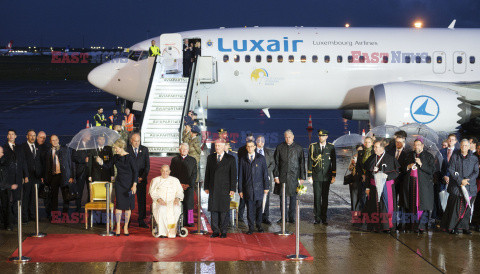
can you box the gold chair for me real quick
[230,200,239,229]
[84,181,114,229]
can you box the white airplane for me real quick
[88,24,480,132]
[0,40,13,55]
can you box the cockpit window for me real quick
[128,51,142,61]
[128,50,149,61]
[138,51,149,61]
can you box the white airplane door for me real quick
[453,51,467,74]
[159,33,183,73]
[433,51,446,74]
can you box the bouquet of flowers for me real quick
[297,184,307,195]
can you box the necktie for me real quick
[320,145,324,154]
[217,154,221,163]
[31,144,36,158]
[11,144,15,152]
[250,155,253,162]
[135,148,138,157]
[259,149,264,156]
[52,149,57,174]
[447,149,452,162]
[395,149,400,160]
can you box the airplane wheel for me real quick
[180,227,188,237]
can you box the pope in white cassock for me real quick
[149,165,184,238]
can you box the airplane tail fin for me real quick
[6,40,13,49]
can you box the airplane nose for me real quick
[87,58,128,91]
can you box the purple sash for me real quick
[410,169,423,220]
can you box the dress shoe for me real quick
[210,233,220,238]
[322,221,328,225]
[220,233,227,238]
[246,230,254,235]
[262,220,272,225]
[450,229,459,234]
[238,219,245,223]
[314,220,321,225]
[288,219,295,224]
[138,222,149,229]
[276,219,283,224]
[257,227,264,233]
[463,229,472,235]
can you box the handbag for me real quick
[38,184,50,199]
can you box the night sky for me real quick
[1,0,480,48]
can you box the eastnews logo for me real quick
[351,211,429,224]
[51,51,128,64]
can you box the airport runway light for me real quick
[345,23,350,28]
[414,21,423,28]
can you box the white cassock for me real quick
[149,176,184,238]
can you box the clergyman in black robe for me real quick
[404,138,435,232]
[360,140,399,232]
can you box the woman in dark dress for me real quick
[97,139,138,236]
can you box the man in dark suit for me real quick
[237,133,254,223]
[307,129,336,225]
[2,129,28,230]
[71,133,92,213]
[204,139,237,238]
[386,135,409,231]
[126,133,150,228]
[88,135,114,183]
[256,135,275,224]
[238,140,269,234]
[436,133,458,221]
[170,143,197,227]
[21,130,43,222]
[45,135,74,218]
[274,130,305,223]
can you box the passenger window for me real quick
[437,56,442,64]
[267,55,272,63]
[245,55,251,63]
[382,55,389,63]
[256,55,261,63]
[277,55,283,63]
[457,56,463,64]
[415,56,422,63]
[359,56,365,63]
[223,55,229,62]
[347,56,353,63]
[470,56,475,64]
[234,55,240,62]
[324,55,330,63]
[289,55,294,63]
[301,55,306,63]
[426,56,431,63]
[312,55,318,63]
[337,55,343,63]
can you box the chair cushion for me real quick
[85,202,114,210]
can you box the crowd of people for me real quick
[348,131,480,235]
[2,114,479,238]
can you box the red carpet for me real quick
[11,232,312,262]
[10,157,312,262]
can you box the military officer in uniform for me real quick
[307,129,336,225]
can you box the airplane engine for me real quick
[369,82,480,132]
